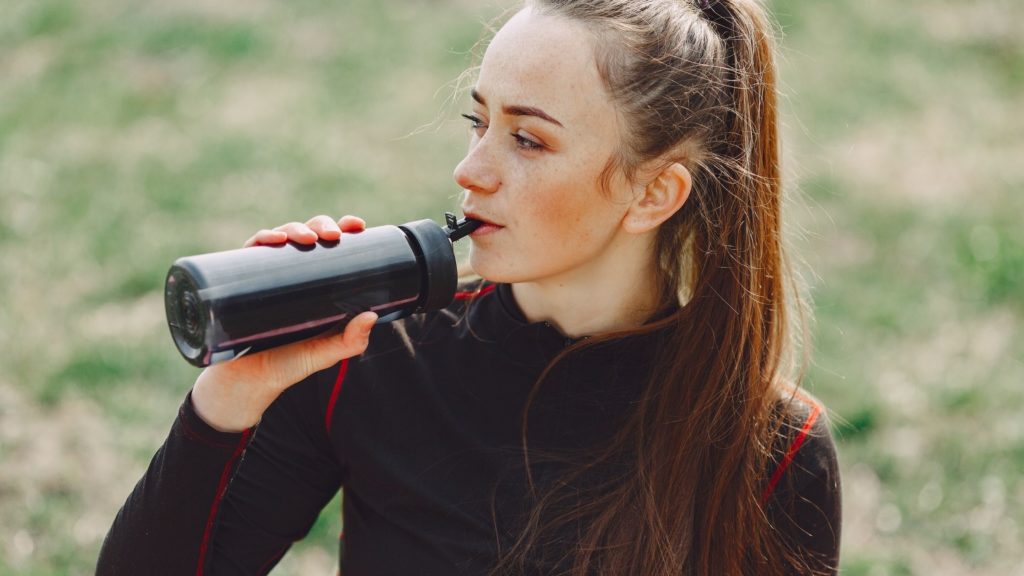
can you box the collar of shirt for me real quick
[463,282,678,370]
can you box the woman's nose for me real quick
[453,140,500,194]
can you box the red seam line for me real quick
[196,427,252,576]
[453,284,496,300]
[761,403,822,504]
[325,359,350,434]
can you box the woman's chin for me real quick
[468,250,516,284]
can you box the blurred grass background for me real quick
[0,0,1020,574]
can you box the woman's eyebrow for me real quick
[471,89,564,128]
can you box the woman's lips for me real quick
[470,222,503,237]
[463,211,503,237]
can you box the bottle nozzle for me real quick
[444,212,482,242]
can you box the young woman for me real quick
[98,0,841,574]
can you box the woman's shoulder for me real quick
[764,386,843,572]
[764,387,839,501]
[406,276,497,331]
[359,277,497,358]
[450,276,498,307]
[417,276,498,329]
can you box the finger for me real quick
[337,215,366,233]
[243,229,288,248]
[273,221,318,244]
[306,215,342,241]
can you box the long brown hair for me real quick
[470,0,820,574]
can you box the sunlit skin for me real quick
[454,7,692,337]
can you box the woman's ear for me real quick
[622,162,692,234]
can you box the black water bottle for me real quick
[164,214,480,367]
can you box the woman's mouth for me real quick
[470,222,503,237]
[463,211,504,237]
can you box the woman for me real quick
[98,0,841,574]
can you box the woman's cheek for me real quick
[541,185,593,232]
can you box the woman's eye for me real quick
[461,113,487,133]
[513,132,543,151]
[462,113,543,151]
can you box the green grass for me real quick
[0,0,1021,574]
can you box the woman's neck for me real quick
[510,233,662,338]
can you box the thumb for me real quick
[267,311,378,388]
[306,311,378,370]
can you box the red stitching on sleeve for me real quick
[325,359,350,434]
[761,400,822,504]
[196,427,252,575]
[453,283,496,300]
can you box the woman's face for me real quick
[455,7,638,285]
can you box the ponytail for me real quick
[489,1,824,574]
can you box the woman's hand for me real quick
[242,214,368,247]
[191,215,376,433]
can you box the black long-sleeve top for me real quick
[97,282,841,575]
